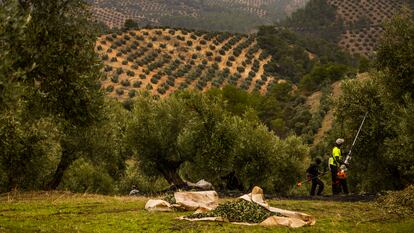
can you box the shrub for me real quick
[122,60,128,65]
[60,159,115,195]
[133,81,142,88]
[111,75,119,83]
[166,79,175,87]
[121,79,131,87]
[116,68,124,75]
[128,89,137,98]
[115,87,124,95]
[106,85,114,93]
[101,54,109,61]
[104,65,112,72]
[157,87,166,94]
[150,77,158,84]
[237,66,245,73]
[139,74,146,79]
[127,70,135,77]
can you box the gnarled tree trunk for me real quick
[158,161,185,187]
[46,147,76,190]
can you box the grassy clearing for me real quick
[0,192,413,233]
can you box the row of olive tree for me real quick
[127,91,309,193]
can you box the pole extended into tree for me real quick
[344,112,368,164]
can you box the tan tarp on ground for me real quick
[145,191,218,213]
[145,186,315,228]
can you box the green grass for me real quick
[0,192,413,232]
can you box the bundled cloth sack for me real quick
[145,186,315,228]
[145,190,218,213]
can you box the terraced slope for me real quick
[96,28,277,99]
[328,0,409,56]
[88,0,309,32]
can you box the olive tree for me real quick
[127,92,235,186]
[0,1,60,191]
[127,91,310,193]
[2,0,106,190]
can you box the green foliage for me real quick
[376,7,414,102]
[0,112,60,192]
[127,91,308,193]
[117,160,169,194]
[60,158,115,194]
[187,199,276,223]
[231,118,308,192]
[283,0,344,43]
[299,63,352,92]
[257,26,355,83]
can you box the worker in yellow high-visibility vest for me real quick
[329,138,349,195]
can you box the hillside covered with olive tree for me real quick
[87,0,309,32]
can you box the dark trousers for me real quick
[330,165,349,195]
[310,177,324,196]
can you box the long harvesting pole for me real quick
[344,112,368,164]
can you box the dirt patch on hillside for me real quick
[312,81,342,144]
[306,91,322,114]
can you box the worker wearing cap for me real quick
[329,138,349,195]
